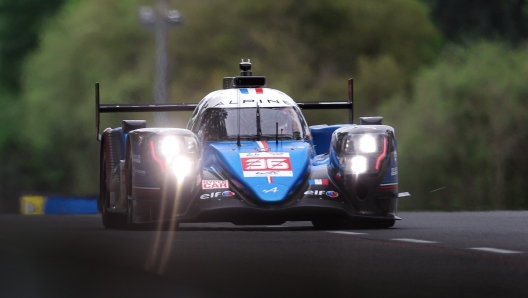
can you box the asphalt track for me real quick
[1,211,527,298]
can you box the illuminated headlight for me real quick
[171,156,193,179]
[161,136,180,161]
[350,156,368,174]
[359,135,377,153]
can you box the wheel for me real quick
[124,141,153,231]
[125,142,140,230]
[100,152,124,229]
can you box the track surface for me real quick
[1,211,527,297]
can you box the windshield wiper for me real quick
[256,103,262,139]
[261,134,294,140]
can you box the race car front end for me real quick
[324,124,400,225]
[126,128,203,225]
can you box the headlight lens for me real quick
[150,134,200,179]
[350,156,368,174]
[161,136,180,161]
[358,135,377,153]
[171,156,193,179]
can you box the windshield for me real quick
[194,107,303,141]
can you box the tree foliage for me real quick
[15,0,440,198]
[426,0,528,45]
[0,0,65,94]
[380,42,528,210]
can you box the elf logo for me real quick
[200,191,235,200]
[326,191,339,198]
[304,190,339,198]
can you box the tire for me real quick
[124,141,153,231]
[125,142,139,230]
[101,152,124,229]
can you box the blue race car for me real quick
[96,61,408,230]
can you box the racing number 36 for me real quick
[242,158,291,170]
[239,153,293,177]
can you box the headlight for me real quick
[171,156,193,179]
[350,156,368,174]
[358,135,377,153]
[161,136,180,161]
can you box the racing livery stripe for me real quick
[256,141,272,182]
[256,141,269,150]
[309,179,328,185]
[239,88,264,94]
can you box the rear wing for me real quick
[95,79,354,141]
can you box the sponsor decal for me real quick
[262,187,279,193]
[240,152,293,177]
[391,167,398,176]
[304,190,339,198]
[202,180,229,189]
[326,191,339,198]
[308,179,328,185]
[131,154,141,163]
[200,191,235,200]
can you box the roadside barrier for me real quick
[19,195,98,215]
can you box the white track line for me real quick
[468,247,523,254]
[327,231,368,235]
[391,238,438,244]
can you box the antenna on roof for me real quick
[240,59,252,76]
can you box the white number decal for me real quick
[244,158,267,170]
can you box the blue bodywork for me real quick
[98,78,401,228]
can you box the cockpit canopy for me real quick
[192,107,305,141]
[187,87,312,142]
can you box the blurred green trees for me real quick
[1,0,527,211]
[14,0,440,199]
[0,0,65,212]
[426,0,528,45]
[381,42,528,210]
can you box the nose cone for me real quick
[253,183,290,202]
[211,141,311,203]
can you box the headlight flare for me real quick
[350,156,368,174]
[171,156,193,181]
[359,134,377,153]
[161,136,180,161]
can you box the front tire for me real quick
[125,141,140,230]
[124,141,154,231]
[101,153,124,229]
